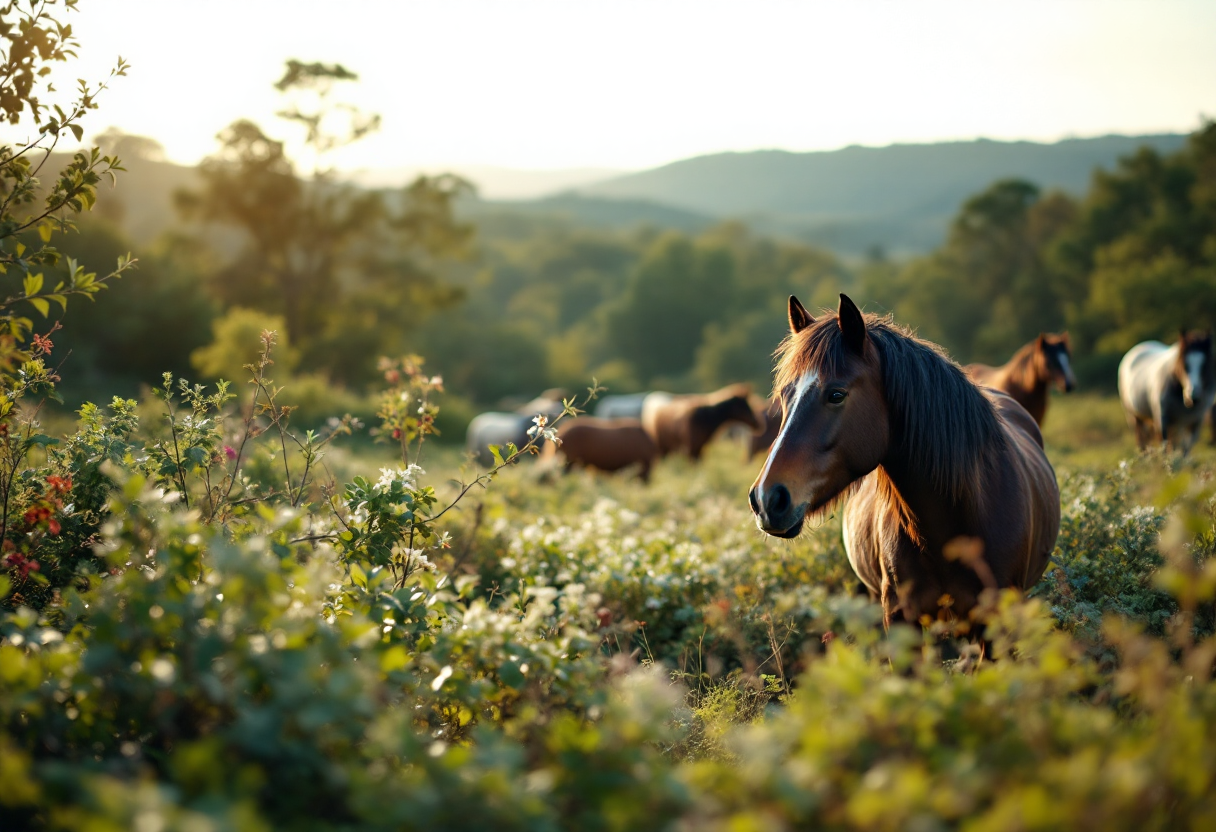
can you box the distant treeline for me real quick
[43,122,1216,420]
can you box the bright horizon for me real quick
[39,0,1216,179]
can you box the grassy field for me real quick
[6,387,1216,829]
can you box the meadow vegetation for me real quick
[4,3,1216,829]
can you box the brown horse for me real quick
[550,418,657,482]
[747,395,782,459]
[641,384,760,459]
[965,333,1076,425]
[750,294,1060,626]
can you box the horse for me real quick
[595,392,650,420]
[747,396,782,459]
[548,417,657,482]
[466,389,570,466]
[964,333,1076,426]
[517,388,566,422]
[1118,331,1215,453]
[465,412,532,466]
[641,385,760,459]
[750,294,1060,626]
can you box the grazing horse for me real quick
[595,392,650,420]
[747,396,782,460]
[466,389,570,466]
[517,388,566,422]
[750,294,1060,625]
[641,385,760,459]
[1118,331,1215,453]
[965,333,1076,426]
[549,418,657,482]
[465,412,531,466]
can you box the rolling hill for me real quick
[72,133,1191,257]
[574,134,1190,253]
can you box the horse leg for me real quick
[1151,400,1169,450]
[637,460,651,484]
[1126,409,1148,450]
[1131,416,1151,450]
[1183,421,1202,456]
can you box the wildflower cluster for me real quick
[375,354,444,461]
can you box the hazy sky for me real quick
[47,0,1216,174]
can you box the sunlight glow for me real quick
[53,0,1216,176]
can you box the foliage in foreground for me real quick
[3,380,1216,830]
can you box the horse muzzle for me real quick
[749,483,807,538]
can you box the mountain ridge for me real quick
[572,133,1189,252]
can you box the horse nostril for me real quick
[748,487,760,515]
[766,484,791,517]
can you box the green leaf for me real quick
[23,273,43,296]
[498,659,525,690]
[0,575,10,599]
[37,223,52,243]
[380,645,409,673]
[350,564,367,589]
[27,297,49,317]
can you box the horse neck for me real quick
[700,398,740,427]
[1004,342,1048,395]
[875,451,986,550]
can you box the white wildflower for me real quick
[526,413,548,438]
[377,464,426,492]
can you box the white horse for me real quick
[1118,331,1215,452]
[465,412,532,466]
[594,392,653,420]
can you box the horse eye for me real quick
[827,389,847,405]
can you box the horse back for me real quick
[557,417,655,471]
[964,362,1001,388]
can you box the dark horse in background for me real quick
[641,384,760,459]
[750,294,1060,626]
[747,395,782,459]
[1118,331,1215,454]
[965,333,1076,426]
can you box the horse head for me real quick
[749,294,889,538]
[1037,332,1076,393]
[718,385,761,431]
[1176,330,1214,408]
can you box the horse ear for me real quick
[1036,333,1046,349]
[837,293,867,354]
[788,295,814,333]
[1180,329,1189,345]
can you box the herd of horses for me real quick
[466,295,1215,627]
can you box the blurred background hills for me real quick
[95,133,1187,256]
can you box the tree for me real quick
[604,232,735,386]
[892,179,1074,363]
[0,0,133,385]
[177,61,471,384]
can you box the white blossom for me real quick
[377,464,425,492]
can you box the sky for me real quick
[37,0,1216,179]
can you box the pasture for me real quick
[4,342,1216,830]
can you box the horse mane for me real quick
[1002,339,1044,391]
[773,312,1006,504]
